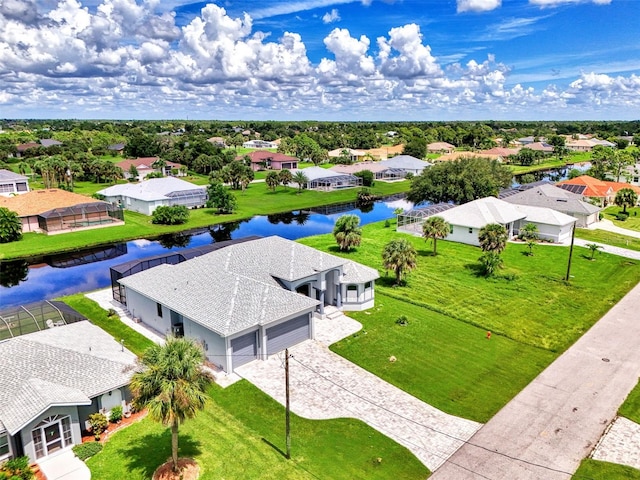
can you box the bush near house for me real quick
[151,205,190,225]
[0,456,35,480]
[73,442,103,461]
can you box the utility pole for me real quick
[565,221,576,281]
[285,348,291,459]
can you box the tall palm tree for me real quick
[381,238,417,285]
[333,214,362,251]
[422,216,450,255]
[130,337,213,473]
[478,223,508,253]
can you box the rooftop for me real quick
[502,184,601,215]
[0,169,28,182]
[0,189,109,217]
[437,197,526,228]
[97,177,205,201]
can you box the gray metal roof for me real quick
[0,169,28,182]
[97,177,206,202]
[502,184,601,215]
[380,155,432,170]
[119,236,379,336]
[0,321,137,435]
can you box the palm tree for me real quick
[479,251,504,277]
[293,171,308,192]
[586,243,603,260]
[422,216,450,255]
[381,238,417,285]
[614,188,638,214]
[519,223,539,241]
[265,171,279,191]
[333,214,362,251]
[130,337,213,473]
[152,158,167,176]
[525,239,536,256]
[478,223,508,253]
[278,169,293,188]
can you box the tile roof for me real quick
[115,158,184,171]
[0,189,109,217]
[97,177,205,201]
[119,236,378,336]
[427,142,455,151]
[438,197,527,228]
[435,152,503,162]
[0,169,28,182]
[238,150,298,163]
[556,175,623,198]
[0,321,137,435]
[502,184,601,215]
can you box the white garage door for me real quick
[266,315,310,355]
[231,331,258,369]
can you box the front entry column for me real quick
[336,285,342,308]
[319,289,325,315]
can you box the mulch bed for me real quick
[81,409,148,444]
[153,458,199,480]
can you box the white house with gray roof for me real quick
[502,184,601,227]
[118,236,379,372]
[0,169,30,197]
[0,322,136,464]
[97,177,207,215]
[379,155,432,175]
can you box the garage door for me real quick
[266,315,310,355]
[231,331,258,369]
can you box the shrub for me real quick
[616,212,629,221]
[72,442,103,461]
[384,219,391,228]
[88,412,108,435]
[151,205,190,225]
[109,405,123,423]
[354,169,375,187]
[395,315,409,326]
[0,456,35,480]
[107,308,117,317]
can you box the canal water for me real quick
[0,196,413,309]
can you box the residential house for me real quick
[107,143,126,155]
[39,139,63,148]
[97,177,207,215]
[0,189,123,234]
[15,142,40,157]
[115,157,186,181]
[328,148,367,163]
[378,155,431,176]
[526,142,554,153]
[624,163,640,186]
[427,142,455,155]
[119,236,379,372]
[0,321,136,464]
[239,150,299,172]
[0,169,30,197]
[207,137,227,147]
[566,138,616,152]
[517,136,545,145]
[290,166,360,191]
[510,204,576,243]
[434,152,503,163]
[557,175,640,206]
[479,147,521,159]
[331,156,430,181]
[501,183,601,227]
[242,140,277,149]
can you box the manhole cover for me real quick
[602,358,610,362]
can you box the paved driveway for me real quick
[430,280,640,479]
[236,312,481,472]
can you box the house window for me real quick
[468,228,473,234]
[0,184,13,193]
[0,432,9,457]
[31,415,72,459]
[16,182,28,192]
[157,303,163,317]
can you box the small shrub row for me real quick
[0,456,34,480]
[72,442,103,461]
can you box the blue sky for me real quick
[0,0,638,120]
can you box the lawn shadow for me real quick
[417,249,436,257]
[464,262,486,277]
[119,430,202,478]
[261,437,287,459]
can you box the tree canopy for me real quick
[407,158,513,205]
[478,223,508,253]
[614,188,638,214]
[422,216,450,255]
[0,207,22,243]
[333,214,362,251]
[381,238,417,285]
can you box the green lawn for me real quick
[576,228,640,252]
[2,180,410,260]
[87,381,427,480]
[619,379,640,424]
[298,224,640,421]
[602,206,640,231]
[509,158,567,175]
[573,459,640,479]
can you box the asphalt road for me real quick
[431,280,640,480]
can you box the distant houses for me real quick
[239,150,298,172]
[115,157,186,181]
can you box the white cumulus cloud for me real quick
[322,8,340,23]
[457,0,502,13]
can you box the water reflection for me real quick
[0,260,29,288]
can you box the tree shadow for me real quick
[417,249,436,257]
[118,430,202,478]
[463,262,486,277]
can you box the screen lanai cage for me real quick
[165,189,208,208]
[396,203,457,235]
[0,301,87,341]
[38,202,124,233]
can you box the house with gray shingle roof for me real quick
[0,321,137,464]
[0,169,30,197]
[119,236,379,372]
[97,177,207,215]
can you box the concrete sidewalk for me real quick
[431,280,640,479]
[39,450,91,480]
[590,218,640,239]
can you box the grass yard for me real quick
[619,379,640,424]
[572,459,640,479]
[601,206,640,231]
[299,223,640,421]
[1,180,410,260]
[576,228,640,252]
[509,158,567,175]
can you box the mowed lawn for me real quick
[86,382,428,480]
[602,205,640,232]
[299,223,640,421]
[576,228,640,252]
[2,180,409,259]
[572,460,640,480]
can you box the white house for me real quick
[97,177,207,215]
[0,169,30,197]
[0,322,136,465]
[379,155,432,176]
[511,204,576,243]
[118,236,379,372]
[242,140,277,149]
